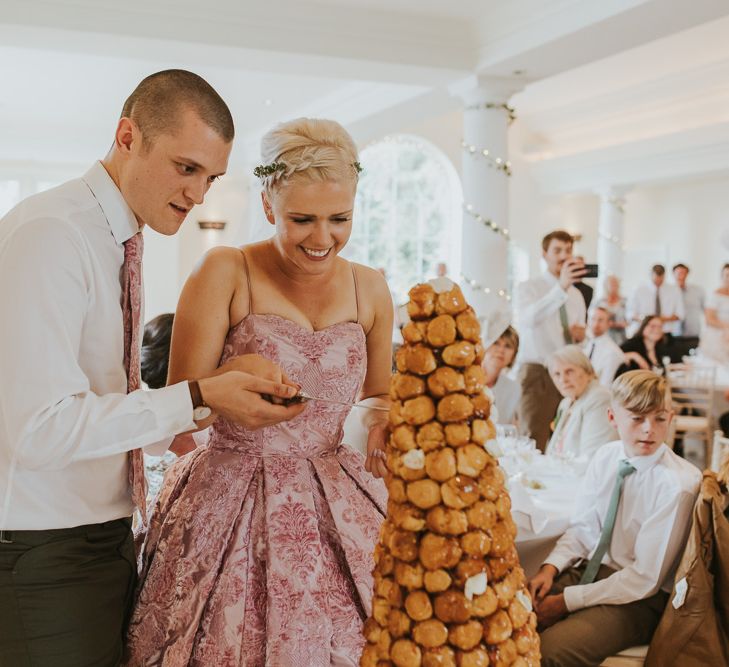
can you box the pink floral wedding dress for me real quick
[124,285,387,666]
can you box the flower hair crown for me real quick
[253,160,363,179]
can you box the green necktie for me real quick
[559,303,573,344]
[580,459,636,585]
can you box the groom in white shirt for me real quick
[528,371,700,666]
[0,70,304,666]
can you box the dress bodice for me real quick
[208,313,368,458]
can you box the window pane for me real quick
[0,180,21,218]
[348,136,461,305]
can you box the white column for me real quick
[452,76,521,322]
[596,187,628,287]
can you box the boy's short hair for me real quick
[611,370,667,415]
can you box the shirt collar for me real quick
[621,442,668,472]
[82,161,140,245]
[543,270,559,285]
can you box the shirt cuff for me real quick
[543,552,574,574]
[550,282,569,303]
[563,585,587,612]
[148,380,196,435]
[143,436,174,457]
[192,428,211,447]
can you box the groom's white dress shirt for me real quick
[0,162,196,530]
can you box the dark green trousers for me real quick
[540,563,669,667]
[0,518,136,667]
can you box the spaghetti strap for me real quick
[351,263,361,324]
[240,250,254,315]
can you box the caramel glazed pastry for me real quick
[361,281,541,667]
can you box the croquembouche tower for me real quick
[360,280,540,667]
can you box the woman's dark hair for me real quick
[141,313,174,389]
[636,314,663,341]
[498,326,520,368]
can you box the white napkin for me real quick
[507,480,549,535]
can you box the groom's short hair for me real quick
[121,69,234,146]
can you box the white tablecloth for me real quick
[498,443,582,577]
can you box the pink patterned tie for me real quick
[121,231,148,525]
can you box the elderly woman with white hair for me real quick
[546,345,618,460]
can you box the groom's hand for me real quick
[199,371,305,430]
[216,354,298,389]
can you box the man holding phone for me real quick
[516,230,587,450]
[573,255,597,314]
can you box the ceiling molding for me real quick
[475,0,729,79]
[530,122,729,193]
[1,0,477,75]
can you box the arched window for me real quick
[346,135,462,305]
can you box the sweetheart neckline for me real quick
[229,312,365,336]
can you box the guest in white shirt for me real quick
[672,263,705,341]
[627,264,684,337]
[529,370,701,667]
[546,345,617,460]
[516,230,587,451]
[583,306,625,387]
[483,325,521,425]
[700,262,729,365]
[593,274,628,344]
[0,70,304,665]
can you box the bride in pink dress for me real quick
[124,118,392,666]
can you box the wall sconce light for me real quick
[198,220,227,231]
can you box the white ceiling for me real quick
[1,0,729,187]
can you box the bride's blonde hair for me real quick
[256,118,360,193]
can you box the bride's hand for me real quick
[365,422,389,479]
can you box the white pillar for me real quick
[596,187,628,289]
[452,76,521,322]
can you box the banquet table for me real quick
[496,439,583,577]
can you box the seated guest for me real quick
[616,315,669,377]
[141,313,175,390]
[583,306,625,387]
[482,325,521,425]
[546,345,617,460]
[627,264,684,339]
[141,313,205,456]
[594,274,628,344]
[529,370,701,667]
[721,389,729,438]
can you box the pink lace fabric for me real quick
[124,314,387,666]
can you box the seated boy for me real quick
[528,370,701,667]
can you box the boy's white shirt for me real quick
[545,439,701,612]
